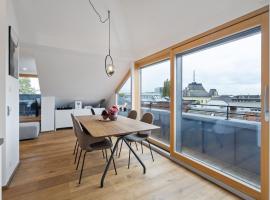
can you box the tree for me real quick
[19,78,37,94]
[162,79,170,97]
[118,93,125,97]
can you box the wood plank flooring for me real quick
[3,129,240,200]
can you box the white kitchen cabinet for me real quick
[55,108,105,129]
[73,109,92,116]
[55,110,74,129]
[41,96,55,132]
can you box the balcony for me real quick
[142,102,260,188]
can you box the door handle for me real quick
[264,85,269,122]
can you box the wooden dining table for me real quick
[77,115,160,187]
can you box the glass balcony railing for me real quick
[141,100,260,188]
[178,112,260,188]
[141,101,170,145]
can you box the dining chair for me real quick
[71,114,80,164]
[91,108,95,115]
[127,110,137,119]
[123,112,155,168]
[117,110,138,157]
[72,115,117,184]
[89,109,107,158]
[72,114,106,163]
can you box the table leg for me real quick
[123,138,146,174]
[100,137,121,188]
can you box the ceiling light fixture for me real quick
[88,0,115,77]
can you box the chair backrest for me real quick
[71,113,78,137]
[72,115,105,150]
[141,112,154,124]
[91,108,96,115]
[138,112,154,137]
[127,110,137,120]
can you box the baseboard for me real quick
[2,161,20,190]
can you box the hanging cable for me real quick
[108,10,110,55]
[88,0,115,77]
[88,0,109,23]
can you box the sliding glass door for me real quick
[140,60,170,146]
[175,28,262,188]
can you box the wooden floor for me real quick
[3,130,240,200]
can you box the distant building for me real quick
[183,81,212,104]
[154,87,163,94]
[211,95,234,103]
[232,95,260,102]
[209,89,218,97]
[141,92,162,102]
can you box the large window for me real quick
[133,9,268,199]
[140,60,170,145]
[19,76,41,119]
[176,28,262,188]
[116,76,131,116]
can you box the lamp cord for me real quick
[88,0,109,23]
[88,0,111,56]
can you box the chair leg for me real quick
[128,142,131,169]
[74,146,80,164]
[79,151,87,184]
[110,148,117,175]
[135,142,138,151]
[73,140,78,155]
[148,141,154,162]
[141,142,143,154]
[102,149,105,159]
[76,149,83,170]
[108,137,112,143]
[118,139,124,158]
[115,143,118,156]
[105,149,108,162]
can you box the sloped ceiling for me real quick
[13,0,268,104]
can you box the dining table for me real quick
[77,115,160,187]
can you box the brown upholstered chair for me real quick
[72,113,103,164]
[127,110,137,120]
[117,110,138,157]
[71,114,81,164]
[124,112,155,168]
[72,115,117,184]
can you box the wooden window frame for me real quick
[115,70,131,93]
[132,6,269,200]
[135,54,171,151]
[19,74,41,122]
[19,73,38,78]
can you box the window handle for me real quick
[264,85,269,122]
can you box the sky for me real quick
[30,78,41,94]
[119,31,261,96]
[141,60,170,93]
[182,32,261,95]
[119,77,131,93]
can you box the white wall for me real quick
[0,0,20,187]
[21,44,132,106]
[0,1,7,198]
[0,145,1,200]
[3,77,19,186]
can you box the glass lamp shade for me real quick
[105,63,115,76]
[105,54,115,77]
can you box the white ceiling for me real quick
[12,0,269,104]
